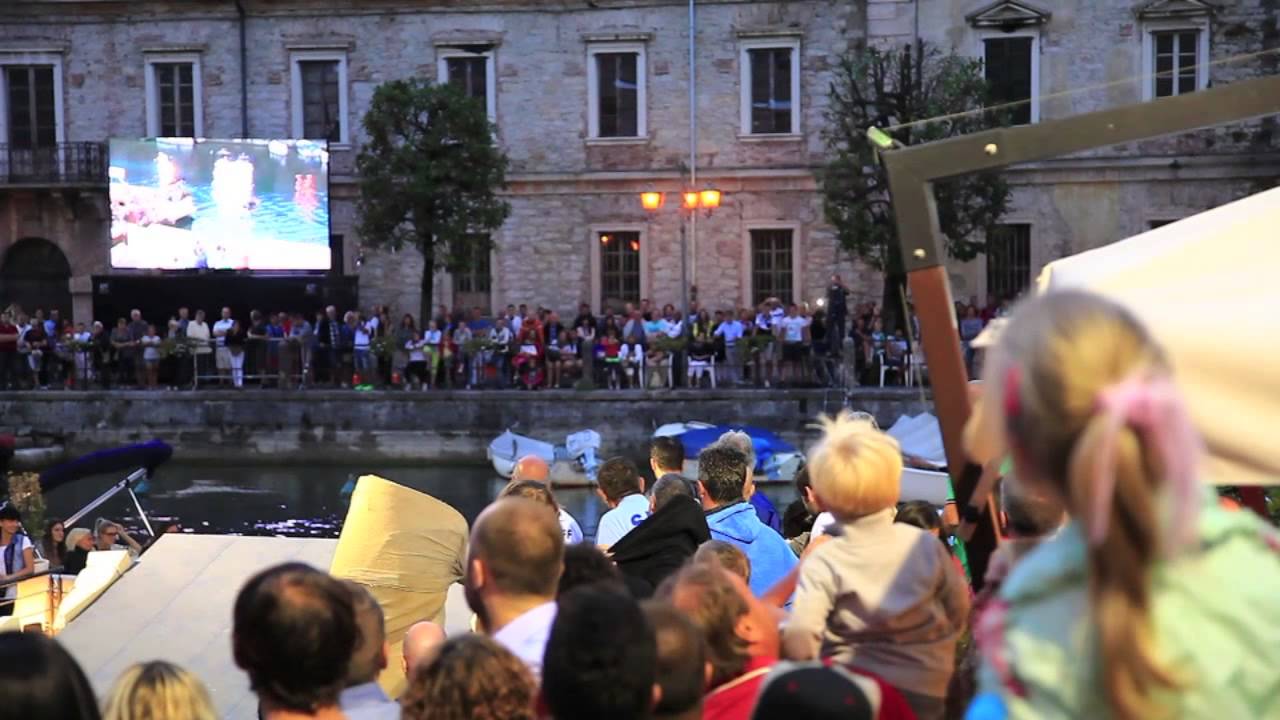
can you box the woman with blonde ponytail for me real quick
[965,291,1280,720]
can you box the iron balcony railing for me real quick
[0,142,107,186]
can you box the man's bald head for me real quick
[401,621,446,674]
[470,497,564,598]
[341,580,387,686]
[512,455,550,483]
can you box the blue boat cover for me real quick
[39,440,173,493]
[677,425,796,472]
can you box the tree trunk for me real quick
[419,243,434,327]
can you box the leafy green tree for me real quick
[356,79,510,322]
[820,41,1011,331]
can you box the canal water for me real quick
[40,462,799,542]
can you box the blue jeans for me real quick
[354,348,375,378]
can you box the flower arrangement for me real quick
[5,472,47,541]
[650,335,687,354]
[745,333,776,352]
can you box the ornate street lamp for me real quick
[641,188,723,335]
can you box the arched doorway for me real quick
[0,237,72,318]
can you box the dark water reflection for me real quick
[41,463,798,543]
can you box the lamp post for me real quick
[640,189,720,335]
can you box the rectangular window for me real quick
[452,241,492,295]
[740,40,800,136]
[5,65,56,149]
[290,52,348,144]
[594,53,639,138]
[983,37,1033,126]
[300,61,340,141]
[1153,30,1200,98]
[986,224,1032,301]
[587,43,646,140]
[599,231,641,309]
[438,49,496,122]
[750,229,794,305]
[154,62,195,137]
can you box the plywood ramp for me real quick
[58,534,338,719]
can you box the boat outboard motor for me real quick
[565,430,602,481]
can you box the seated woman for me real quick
[619,334,643,388]
[544,327,563,389]
[600,328,622,389]
[513,324,543,390]
[556,329,580,386]
[645,342,669,389]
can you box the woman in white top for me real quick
[186,311,212,386]
[619,335,643,388]
[405,330,428,390]
[0,504,35,617]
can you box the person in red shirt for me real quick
[0,310,20,390]
[658,562,917,720]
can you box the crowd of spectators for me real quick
[0,282,1010,391]
[6,289,1276,719]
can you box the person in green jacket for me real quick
[964,290,1280,720]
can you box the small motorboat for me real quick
[656,423,804,482]
[488,429,602,485]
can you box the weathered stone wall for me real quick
[0,388,930,463]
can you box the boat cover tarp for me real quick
[329,475,469,699]
[488,430,556,464]
[39,440,173,493]
[1032,186,1280,485]
[676,425,797,472]
[886,414,947,469]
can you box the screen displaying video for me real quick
[109,138,331,271]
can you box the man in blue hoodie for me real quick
[695,445,797,599]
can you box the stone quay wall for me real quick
[0,389,930,465]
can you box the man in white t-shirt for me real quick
[776,304,810,384]
[594,457,649,549]
[714,311,745,384]
[212,306,235,386]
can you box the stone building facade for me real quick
[0,0,1275,325]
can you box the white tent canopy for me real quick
[1037,185,1280,485]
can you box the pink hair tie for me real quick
[1090,375,1202,553]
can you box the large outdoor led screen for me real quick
[109,138,331,271]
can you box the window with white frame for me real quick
[290,51,349,144]
[598,230,641,308]
[750,228,795,304]
[587,43,646,139]
[1140,7,1210,101]
[740,38,800,136]
[981,34,1038,125]
[0,54,63,180]
[437,48,496,122]
[145,54,202,137]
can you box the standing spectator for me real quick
[212,307,235,386]
[423,320,444,388]
[109,317,134,387]
[573,314,596,386]
[649,436,686,485]
[232,563,357,720]
[622,308,647,348]
[776,304,810,385]
[140,323,162,389]
[352,313,375,385]
[781,413,968,720]
[688,311,714,388]
[543,586,658,720]
[44,308,61,339]
[246,310,268,385]
[451,320,474,389]
[225,319,247,388]
[714,309,744,385]
[401,621,446,676]
[0,632,102,720]
[0,504,35,616]
[187,310,212,387]
[656,563,779,720]
[463,497,564,678]
[315,305,341,386]
[23,316,50,388]
[959,305,983,378]
[642,601,708,720]
[826,274,849,357]
[512,323,542,390]
[697,446,797,599]
[0,310,19,390]
[556,329,581,387]
[265,312,285,386]
[488,318,513,389]
[91,320,114,389]
[967,291,1280,720]
[601,327,622,389]
[557,544,626,596]
[405,330,428,390]
[102,661,217,720]
[339,581,399,719]
[572,303,596,335]
[400,635,536,720]
[510,455,584,543]
[594,457,650,549]
[127,309,149,387]
[610,475,710,597]
[393,314,416,385]
[543,324,563,389]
